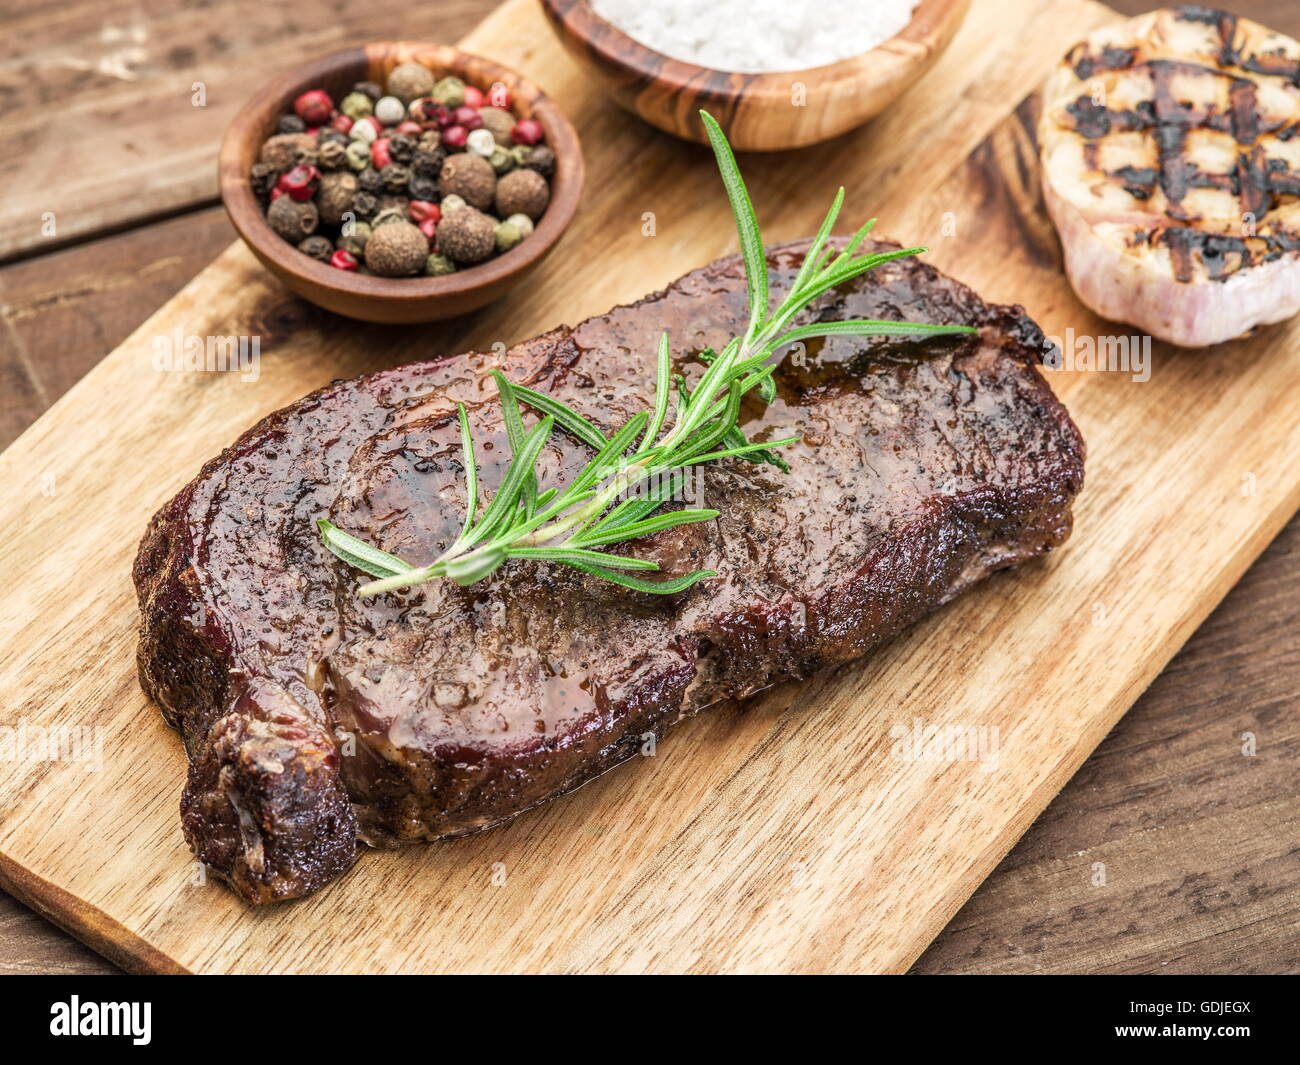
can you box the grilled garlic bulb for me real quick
[1040,7,1300,347]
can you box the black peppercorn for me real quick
[388,133,417,164]
[250,162,278,202]
[319,140,349,171]
[352,191,379,219]
[297,235,334,261]
[318,128,349,147]
[353,80,383,102]
[357,167,383,194]
[380,163,412,193]
[278,113,306,135]
[408,174,439,201]
[523,145,556,180]
[411,147,446,178]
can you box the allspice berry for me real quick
[478,107,516,143]
[439,153,496,210]
[317,171,359,227]
[267,196,318,241]
[437,207,497,265]
[495,168,549,221]
[364,221,429,277]
[260,132,315,173]
[387,62,435,104]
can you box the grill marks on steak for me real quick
[134,240,1085,903]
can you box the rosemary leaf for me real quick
[700,112,767,348]
[492,372,537,519]
[513,384,608,449]
[571,508,720,548]
[509,547,660,571]
[317,520,412,579]
[566,562,719,595]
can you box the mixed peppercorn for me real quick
[250,62,556,278]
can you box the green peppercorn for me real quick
[431,75,465,109]
[494,221,522,253]
[340,92,375,120]
[345,141,371,171]
[338,221,373,255]
[504,212,535,238]
[488,146,516,175]
[424,253,457,276]
[371,206,407,229]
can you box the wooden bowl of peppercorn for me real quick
[538,0,969,151]
[219,42,584,323]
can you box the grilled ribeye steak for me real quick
[134,239,1085,903]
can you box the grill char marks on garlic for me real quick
[1039,6,1300,346]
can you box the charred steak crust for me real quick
[134,240,1085,903]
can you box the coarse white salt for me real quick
[590,0,920,73]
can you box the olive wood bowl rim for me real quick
[538,0,969,103]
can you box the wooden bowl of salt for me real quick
[539,0,970,151]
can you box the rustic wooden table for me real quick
[1,0,1296,975]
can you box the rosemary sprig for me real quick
[318,110,977,596]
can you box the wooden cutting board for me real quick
[1,0,1297,974]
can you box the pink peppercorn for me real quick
[294,89,333,125]
[408,201,441,224]
[330,250,359,270]
[511,119,543,146]
[277,165,320,202]
[371,138,393,169]
[463,85,485,108]
[452,105,484,131]
[330,113,354,134]
[442,124,468,149]
[417,218,438,243]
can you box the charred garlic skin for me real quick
[1040,6,1300,347]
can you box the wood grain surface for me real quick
[0,0,495,263]
[1,0,1297,974]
